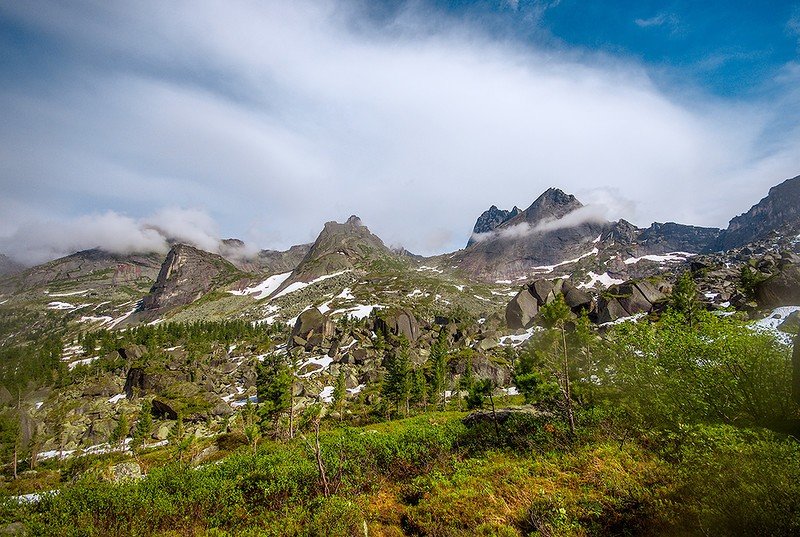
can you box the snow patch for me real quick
[228,272,292,300]
[347,383,365,395]
[318,386,335,403]
[46,301,75,310]
[416,265,443,274]
[499,327,539,346]
[623,252,693,265]
[272,270,351,299]
[334,304,381,320]
[529,248,599,274]
[578,272,624,289]
[298,355,334,378]
[108,394,126,404]
[751,306,800,345]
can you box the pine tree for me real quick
[672,271,701,328]
[256,354,293,438]
[110,413,129,449]
[411,367,428,410]
[131,400,153,451]
[429,329,448,410]
[332,371,347,419]
[539,294,576,435]
[382,336,412,416]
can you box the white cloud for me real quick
[0,1,798,262]
[635,12,679,29]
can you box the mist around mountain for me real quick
[0,174,798,535]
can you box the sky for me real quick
[1,0,800,264]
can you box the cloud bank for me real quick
[0,1,799,263]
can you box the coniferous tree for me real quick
[131,400,153,451]
[382,336,412,416]
[110,413,129,449]
[540,294,576,435]
[429,329,448,410]
[672,271,701,328]
[256,354,293,438]
[332,371,347,419]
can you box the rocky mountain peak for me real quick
[139,244,243,315]
[466,205,522,247]
[717,175,800,250]
[275,216,395,291]
[512,187,584,227]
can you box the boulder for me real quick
[291,308,334,347]
[151,399,178,420]
[374,308,420,343]
[528,280,555,305]
[615,283,653,315]
[755,265,800,309]
[106,461,142,483]
[561,282,592,312]
[596,296,629,324]
[505,289,538,329]
[633,280,667,304]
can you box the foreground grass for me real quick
[2,411,798,536]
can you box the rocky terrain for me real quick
[0,174,798,467]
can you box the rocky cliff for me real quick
[140,244,244,313]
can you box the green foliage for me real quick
[131,401,153,451]
[607,310,792,428]
[739,265,765,299]
[428,328,449,409]
[109,414,129,448]
[332,372,346,415]
[671,271,701,326]
[382,337,412,415]
[466,378,493,410]
[256,354,293,432]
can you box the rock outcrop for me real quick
[140,244,243,313]
[717,175,800,251]
[755,264,800,309]
[466,205,521,247]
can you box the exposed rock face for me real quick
[0,248,162,293]
[374,308,420,343]
[274,215,396,295]
[466,205,521,247]
[755,264,800,309]
[717,175,800,251]
[220,239,312,274]
[594,280,667,323]
[455,188,608,281]
[291,308,334,349]
[140,244,242,313]
[0,254,25,277]
[636,222,721,254]
[455,188,723,283]
[505,289,539,329]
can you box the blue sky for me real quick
[1,1,799,263]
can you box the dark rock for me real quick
[140,244,243,314]
[561,282,592,312]
[528,280,555,305]
[151,399,178,420]
[633,280,667,304]
[291,308,334,348]
[717,175,800,250]
[596,296,629,324]
[755,265,800,309]
[505,289,538,329]
[466,205,521,247]
[374,308,420,343]
[614,283,653,315]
